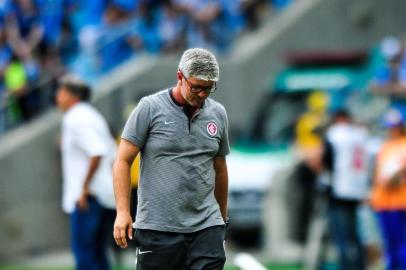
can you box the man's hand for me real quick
[76,186,90,210]
[113,140,140,248]
[114,211,133,248]
[77,156,101,211]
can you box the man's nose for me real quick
[198,90,210,98]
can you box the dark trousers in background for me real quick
[328,200,365,270]
[135,225,226,270]
[291,162,317,243]
[377,210,406,270]
[70,196,115,270]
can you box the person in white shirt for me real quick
[56,74,116,270]
[326,109,369,270]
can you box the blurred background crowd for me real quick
[0,0,292,136]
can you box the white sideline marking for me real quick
[234,252,267,270]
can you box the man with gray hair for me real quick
[113,48,230,269]
[56,75,117,270]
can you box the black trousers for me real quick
[134,226,226,270]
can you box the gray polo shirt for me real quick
[122,89,230,233]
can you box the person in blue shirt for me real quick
[371,37,406,122]
[35,0,66,47]
[7,0,44,58]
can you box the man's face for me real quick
[180,74,215,107]
[55,87,77,112]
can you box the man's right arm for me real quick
[113,139,140,248]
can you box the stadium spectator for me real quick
[66,0,108,36]
[4,54,28,123]
[175,0,243,52]
[157,1,187,53]
[98,2,136,72]
[371,37,406,92]
[370,108,406,270]
[0,0,294,136]
[240,0,292,30]
[0,22,12,132]
[6,0,44,60]
[36,0,65,48]
[370,36,406,118]
[55,74,116,270]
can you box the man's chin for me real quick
[194,99,204,106]
[186,99,200,108]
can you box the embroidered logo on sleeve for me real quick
[207,122,218,136]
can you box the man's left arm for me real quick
[77,156,102,210]
[73,119,108,210]
[213,156,228,221]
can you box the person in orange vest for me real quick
[370,108,406,270]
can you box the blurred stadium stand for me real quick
[1,0,406,266]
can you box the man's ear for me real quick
[177,70,183,81]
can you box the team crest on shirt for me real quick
[207,122,218,136]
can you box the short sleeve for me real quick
[121,98,151,148]
[72,120,109,157]
[217,106,230,156]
